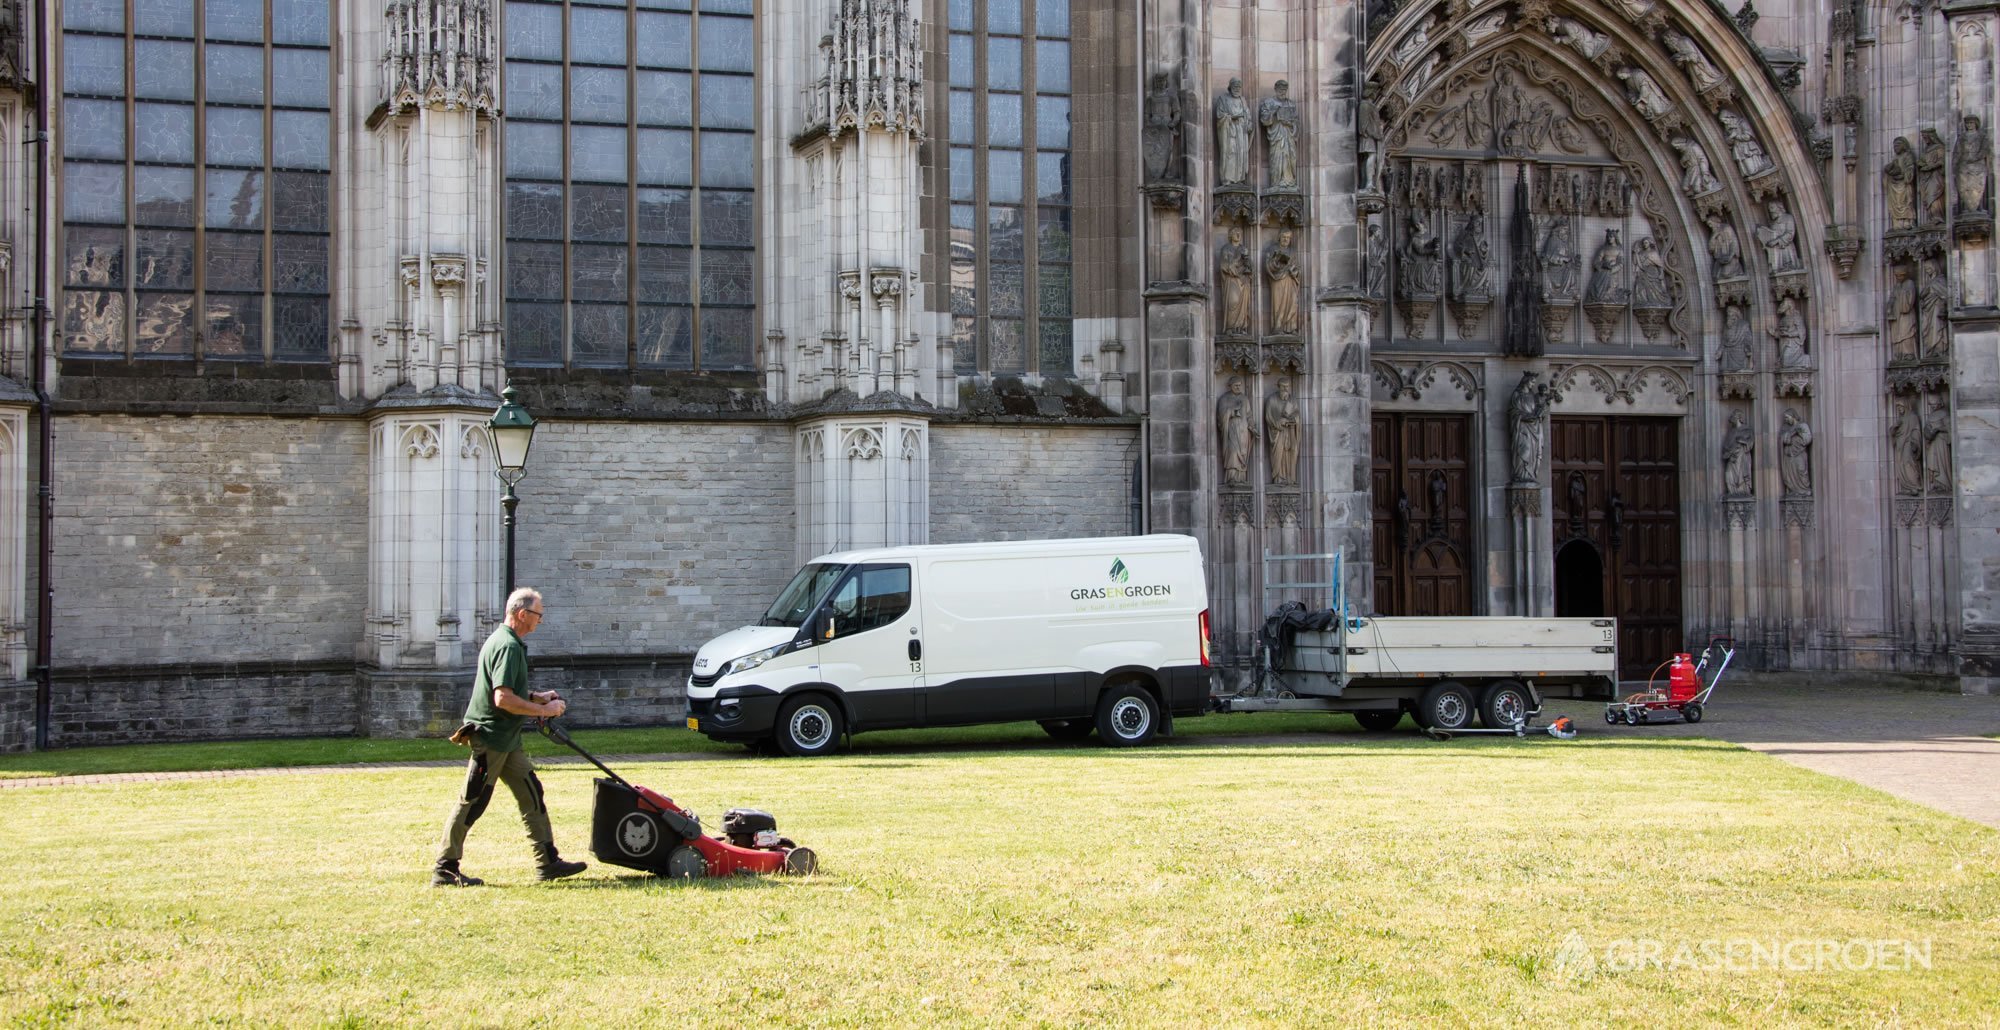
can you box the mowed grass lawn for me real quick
[3,733,1996,1026]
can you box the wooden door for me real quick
[1551,416,1682,678]
[1370,413,1474,616]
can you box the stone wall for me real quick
[0,679,31,753]
[929,424,1141,543]
[361,657,692,738]
[49,662,357,748]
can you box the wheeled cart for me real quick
[1604,639,1735,726]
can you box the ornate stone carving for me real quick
[1264,229,1302,335]
[1889,263,1919,363]
[1630,236,1671,308]
[1705,212,1745,280]
[1143,71,1185,185]
[1266,492,1302,529]
[870,270,905,301]
[1616,66,1676,125]
[838,270,864,302]
[1400,212,1442,299]
[399,256,423,293]
[1220,492,1255,527]
[1779,408,1813,498]
[1782,498,1815,528]
[1583,229,1627,305]
[1918,127,1949,228]
[810,0,924,138]
[1264,341,1306,374]
[1672,136,1721,196]
[1260,80,1300,190]
[1265,378,1301,486]
[1508,371,1552,487]
[402,423,442,460]
[1772,296,1809,371]
[1663,29,1732,108]
[1217,375,1256,487]
[1214,188,1257,225]
[1957,114,1991,219]
[1502,168,1543,358]
[1546,15,1612,65]
[1357,80,1386,195]
[1886,136,1918,230]
[1215,78,1253,187]
[1719,109,1774,178]
[0,0,20,89]
[1540,219,1576,299]
[1923,393,1952,494]
[1919,259,1949,360]
[1755,201,1801,274]
[1721,409,1754,498]
[1892,400,1924,496]
[1448,213,1492,301]
[431,256,467,290]
[1214,340,1259,374]
[1825,224,1863,278]
[384,0,497,114]
[1218,228,1254,337]
[1364,221,1389,302]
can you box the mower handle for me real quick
[537,717,635,791]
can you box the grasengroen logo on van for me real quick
[1069,558,1174,603]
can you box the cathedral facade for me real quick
[0,0,1991,750]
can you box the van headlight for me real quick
[721,643,787,677]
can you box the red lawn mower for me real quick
[539,720,817,878]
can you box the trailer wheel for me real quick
[1039,719,1095,741]
[1095,685,1159,746]
[1682,702,1704,724]
[1417,682,1474,732]
[775,695,844,757]
[1478,681,1530,729]
[1353,710,1403,732]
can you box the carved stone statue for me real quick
[1885,136,1918,230]
[1771,295,1808,369]
[1617,66,1672,120]
[1720,109,1774,178]
[1508,371,1551,486]
[1664,29,1727,92]
[1892,401,1924,496]
[1364,220,1388,299]
[1721,409,1755,498]
[1779,408,1813,497]
[1401,212,1442,297]
[1673,136,1721,195]
[1449,213,1492,299]
[1217,375,1256,486]
[1357,80,1385,191]
[1584,229,1627,304]
[1143,71,1184,183]
[1888,263,1919,362]
[1540,218,1576,298]
[1718,304,1753,371]
[1547,16,1610,61]
[0,0,18,85]
[1265,378,1302,486]
[1919,259,1949,359]
[1705,211,1744,279]
[1218,226,1254,335]
[1493,69,1527,154]
[1957,114,1990,216]
[1260,80,1300,189]
[1918,127,1948,227]
[1924,393,1952,493]
[1214,78,1253,186]
[1394,16,1433,66]
[1630,236,1671,308]
[1755,201,1801,274]
[1264,228,1302,334]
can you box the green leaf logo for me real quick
[1109,559,1129,583]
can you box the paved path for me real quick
[8,682,2000,829]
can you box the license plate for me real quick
[685,717,699,731]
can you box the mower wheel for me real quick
[1353,710,1403,732]
[1095,685,1159,746]
[775,694,844,757]
[1478,681,1530,729]
[1682,702,1704,724]
[1039,719,1095,741]
[782,847,818,875]
[665,845,707,880]
[1417,682,1475,732]
[1623,708,1642,726]
[1603,707,1620,725]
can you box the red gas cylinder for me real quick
[1667,653,1698,701]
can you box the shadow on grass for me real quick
[556,871,815,893]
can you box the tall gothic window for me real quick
[502,0,757,370]
[946,0,1071,377]
[59,0,334,363]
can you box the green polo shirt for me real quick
[464,625,531,752]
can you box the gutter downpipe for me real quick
[31,6,52,750]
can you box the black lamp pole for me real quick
[501,477,520,599]
[487,384,538,610]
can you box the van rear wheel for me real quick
[1039,719,1095,741]
[774,695,843,757]
[1094,686,1159,747]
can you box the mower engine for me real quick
[592,778,817,879]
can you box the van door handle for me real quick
[908,640,922,661]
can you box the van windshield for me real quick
[759,563,850,627]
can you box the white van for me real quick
[684,535,1212,755]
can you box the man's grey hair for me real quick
[506,587,542,615]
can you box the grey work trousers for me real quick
[436,746,553,863]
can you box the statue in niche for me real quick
[1260,80,1301,190]
[1547,16,1611,62]
[1216,375,1257,487]
[1779,409,1813,498]
[1394,16,1434,66]
[1924,394,1953,493]
[1957,114,1990,216]
[1919,259,1949,359]
[1265,378,1302,486]
[1885,135,1918,230]
[1718,304,1753,371]
[1508,371,1552,486]
[1617,66,1673,121]
[1772,295,1808,370]
[1720,110,1774,178]
[1493,69,1527,154]
[1918,127,1949,227]
[1584,229,1628,304]
[1892,401,1924,496]
[1540,218,1576,298]
[1364,220,1388,299]
[1663,30,1727,93]
[1142,71,1184,184]
[1463,13,1508,47]
[1449,213,1492,299]
[1214,78,1253,187]
[1608,0,1657,21]
[1218,226,1254,335]
[1755,200,1801,274]
[1358,80,1385,191]
[1630,236,1671,308]
[1401,211,1443,296]
[1721,410,1755,498]
[1705,211,1744,279]
[1888,263,1919,362]
[1672,135,1720,196]
[1264,228,1302,334]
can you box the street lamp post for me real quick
[486,384,538,605]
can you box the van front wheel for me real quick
[1095,686,1159,747]
[775,695,844,757]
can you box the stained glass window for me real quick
[59,0,333,362]
[503,0,757,370]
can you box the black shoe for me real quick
[432,860,484,887]
[532,842,588,882]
